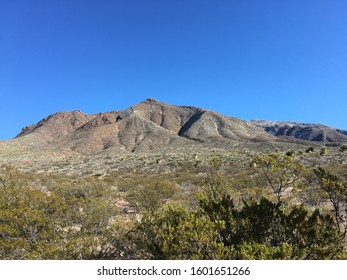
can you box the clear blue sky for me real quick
[1,0,346,140]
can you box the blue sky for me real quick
[1,0,346,140]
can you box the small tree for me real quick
[252,153,306,203]
[314,167,347,238]
[340,144,347,153]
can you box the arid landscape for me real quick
[1,98,347,260]
[1,98,347,172]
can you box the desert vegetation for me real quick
[1,147,347,260]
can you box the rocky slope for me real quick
[252,120,347,143]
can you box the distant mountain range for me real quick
[1,98,346,158]
[251,120,347,143]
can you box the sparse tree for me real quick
[314,167,347,238]
[252,153,306,203]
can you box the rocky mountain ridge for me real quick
[251,120,347,143]
[12,98,273,154]
[2,98,346,159]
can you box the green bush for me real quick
[320,147,328,155]
[252,152,306,203]
[127,179,180,211]
[0,165,118,260]
[340,144,347,152]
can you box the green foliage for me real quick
[130,204,230,260]
[235,242,292,260]
[127,179,180,211]
[128,171,344,260]
[252,152,306,203]
[314,167,347,237]
[1,147,347,260]
[320,147,328,155]
[237,200,342,259]
[340,144,347,152]
[198,181,343,260]
[285,150,295,157]
[0,165,118,260]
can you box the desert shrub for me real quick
[340,144,347,152]
[126,169,344,260]
[238,199,342,259]
[128,196,343,260]
[320,147,328,155]
[306,146,315,153]
[285,150,295,157]
[314,167,347,237]
[127,179,180,211]
[2,150,347,260]
[0,165,118,260]
[130,203,230,260]
[252,152,307,203]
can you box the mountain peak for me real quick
[145,98,160,103]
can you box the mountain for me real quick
[2,98,274,157]
[252,120,347,144]
[1,98,346,161]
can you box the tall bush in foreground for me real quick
[0,165,118,260]
[128,170,344,260]
[252,152,306,203]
